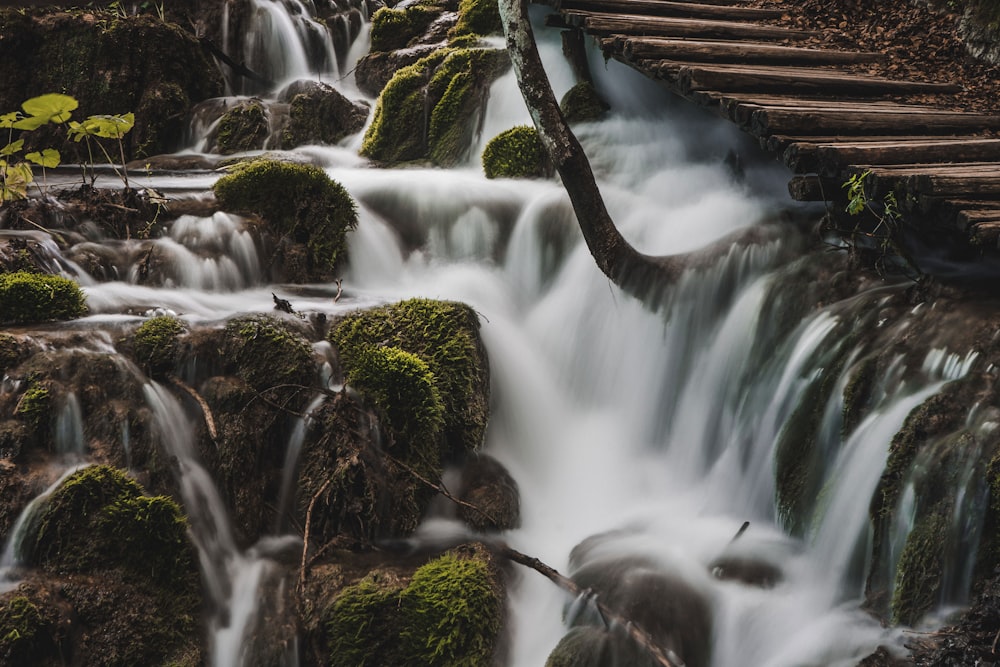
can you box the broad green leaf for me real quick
[0,139,24,156]
[25,148,60,168]
[83,113,135,139]
[21,93,78,124]
[1,161,34,200]
[0,112,22,129]
[12,115,49,131]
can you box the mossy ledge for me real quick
[131,315,185,379]
[213,160,358,281]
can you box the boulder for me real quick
[276,80,369,148]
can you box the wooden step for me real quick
[621,38,884,66]
[751,107,999,137]
[564,12,818,40]
[555,0,785,20]
[812,138,1000,176]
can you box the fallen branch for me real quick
[299,477,332,593]
[168,375,218,442]
[385,452,501,529]
[199,37,275,88]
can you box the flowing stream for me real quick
[2,1,990,665]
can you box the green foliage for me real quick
[214,100,268,154]
[559,82,610,124]
[132,315,184,378]
[14,383,49,426]
[347,346,446,472]
[839,170,914,277]
[398,553,502,666]
[330,298,490,459]
[0,271,88,325]
[451,0,502,38]
[29,465,196,587]
[326,574,404,666]
[361,55,445,164]
[213,160,358,278]
[369,3,442,52]
[68,112,136,188]
[222,314,316,391]
[0,94,74,200]
[482,125,549,179]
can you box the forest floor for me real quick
[748,0,1000,113]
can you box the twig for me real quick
[17,215,65,245]
[299,477,332,593]
[168,375,218,442]
[730,521,750,543]
[499,545,681,667]
[386,452,500,528]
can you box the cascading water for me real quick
[3,1,995,665]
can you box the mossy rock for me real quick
[221,314,316,392]
[482,125,551,179]
[891,511,949,626]
[29,465,196,589]
[450,0,502,38]
[0,10,222,159]
[213,160,358,280]
[361,48,511,167]
[559,81,610,124]
[369,3,444,53]
[278,80,369,148]
[0,332,27,376]
[131,315,184,378]
[330,298,490,460]
[0,271,87,325]
[457,453,520,531]
[324,545,504,666]
[215,98,269,154]
[14,381,50,429]
[0,595,56,666]
[346,345,446,474]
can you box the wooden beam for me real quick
[788,175,841,201]
[678,64,964,96]
[567,13,818,41]
[556,0,785,20]
[751,108,1000,137]
[812,138,1000,175]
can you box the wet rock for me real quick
[276,80,369,148]
[456,453,520,531]
[214,98,270,155]
[355,44,444,98]
[129,315,185,379]
[482,125,551,179]
[559,81,611,124]
[369,1,450,53]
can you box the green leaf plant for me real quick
[68,112,135,190]
[840,170,919,279]
[0,94,77,202]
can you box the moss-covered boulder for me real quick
[0,9,222,159]
[891,511,949,626]
[360,48,511,167]
[131,315,184,379]
[0,595,58,666]
[369,1,445,53]
[330,298,490,459]
[214,98,269,154]
[0,271,87,325]
[213,160,358,281]
[482,125,551,179]
[220,314,316,392]
[0,332,27,377]
[323,544,505,666]
[559,81,610,124]
[457,453,520,531]
[277,80,369,149]
[450,0,502,39]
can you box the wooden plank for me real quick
[788,175,841,201]
[968,219,1000,246]
[678,64,964,96]
[555,0,785,20]
[622,38,884,66]
[910,171,1000,197]
[569,13,818,41]
[732,101,941,130]
[751,108,1000,137]
[813,138,1000,175]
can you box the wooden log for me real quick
[731,101,940,131]
[968,219,1000,246]
[910,171,1000,197]
[622,38,884,66]
[916,196,1000,217]
[958,208,1000,233]
[751,108,1000,137]
[813,138,1000,175]
[556,0,784,20]
[788,175,841,201]
[679,64,963,96]
[568,13,818,41]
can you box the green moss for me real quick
[559,81,610,124]
[0,271,87,324]
[398,552,502,666]
[98,494,195,587]
[891,512,948,625]
[361,48,510,167]
[215,99,269,154]
[347,346,446,473]
[482,125,550,179]
[842,355,877,437]
[450,0,502,38]
[0,596,49,664]
[326,573,405,667]
[132,315,184,378]
[222,314,316,391]
[15,383,50,427]
[369,4,442,52]
[330,298,489,459]
[213,160,358,278]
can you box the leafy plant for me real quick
[839,170,918,278]
[0,94,76,201]
[68,112,135,189]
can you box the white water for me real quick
[1,3,988,666]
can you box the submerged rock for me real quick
[456,453,520,532]
[214,98,270,154]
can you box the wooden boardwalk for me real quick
[539,0,1000,249]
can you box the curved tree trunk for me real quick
[498,0,768,300]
